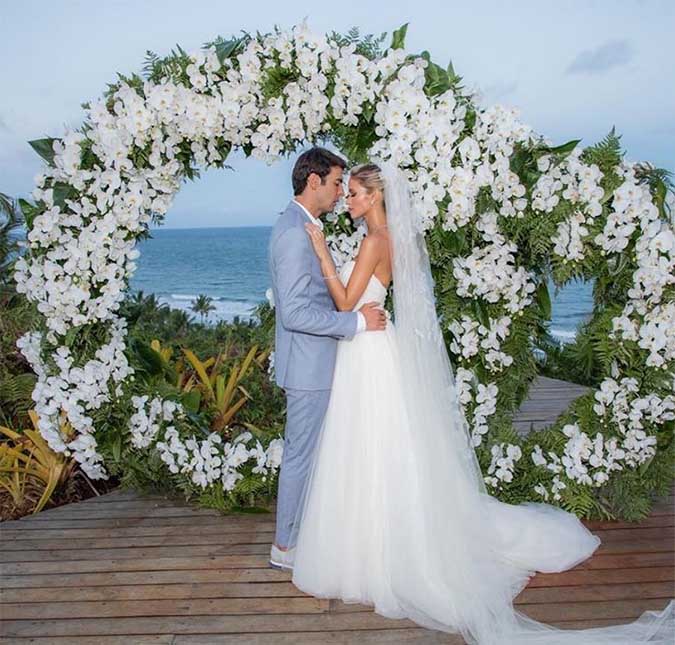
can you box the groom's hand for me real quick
[359,302,387,331]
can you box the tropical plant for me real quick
[0,193,37,430]
[122,290,170,325]
[181,344,269,432]
[131,336,271,431]
[191,294,216,323]
[10,24,674,520]
[0,411,77,518]
[0,192,24,291]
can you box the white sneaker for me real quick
[269,544,295,570]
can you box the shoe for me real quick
[269,544,295,570]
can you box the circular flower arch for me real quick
[14,23,674,518]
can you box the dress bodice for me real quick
[339,260,388,312]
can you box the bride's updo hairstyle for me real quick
[350,163,386,210]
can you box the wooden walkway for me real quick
[512,375,590,436]
[0,375,673,643]
[1,487,672,643]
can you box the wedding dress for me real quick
[290,163,674,643]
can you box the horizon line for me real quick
[156,224,274,230]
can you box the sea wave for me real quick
[159,295,260,322]
[169,293,253,303]
[549,327,577,343]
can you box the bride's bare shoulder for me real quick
[355,231,391,286]
[357,232,388,261]
[371,229,391,257]
[368,228,391,246]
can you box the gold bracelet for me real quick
[323,274,339,280]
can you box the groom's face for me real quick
[314,166,345,215]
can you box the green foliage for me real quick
[331,117,380,164]
[0,373,36,427]
[419,50,456,97]
[634,162,674,220]
[328,27,387,60]
[206,34,250,65]
[543,139,582,157]
[12,25,675,522]
[28,138,58,166]
[122,289,284,434]
[95,290,284,507]
[17,198,39,231]
[601,439,675,521]
[190,294,217,322]
[581,127,623,169]
[0,193,25,286]
[390,24,408,51]
[52,182,79,209]
[193,467,277,513]
[0,205,41,428]
[535,281,551,320]
[115,444,178,494]
[509,144,541,190]
[537,303,625,386]
[142,44,194,85]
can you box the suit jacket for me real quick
[268,201,358,390]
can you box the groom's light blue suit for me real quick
[268,200,359,547]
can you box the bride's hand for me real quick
[304,223,331,261]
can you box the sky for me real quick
[1,0,673,228]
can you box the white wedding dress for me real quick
[290,164,674,644]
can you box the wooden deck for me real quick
[512,375,590,437]
[1,375,673,643]
[1,487,672,643]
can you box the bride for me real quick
[291,161,674,643]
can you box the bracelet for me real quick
[323,274,339,280]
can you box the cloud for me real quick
[567,40,633,75]
[0,115,9,133]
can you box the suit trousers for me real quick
[274,387,332,548]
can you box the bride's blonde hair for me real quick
[350,163,385,209]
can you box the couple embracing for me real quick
[267,147,673,644]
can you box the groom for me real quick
[268,147,386,569]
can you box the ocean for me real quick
[130,227,593,341]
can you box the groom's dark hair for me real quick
[292,147,346,195]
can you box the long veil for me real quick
[377,160,674,643]
[288,162,674,644]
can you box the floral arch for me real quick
[15,23,674,518]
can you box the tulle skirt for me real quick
[291,322,674,643]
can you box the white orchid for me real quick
[14,25,672,507]
[485,442,522,488]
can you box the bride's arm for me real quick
[305,223,382,312]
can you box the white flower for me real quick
[265,438,284,471]
[453,240,536,314]
[485,442,522,487]
[531,445,547,467]
[534,483,549,500]
[14,24,670,501]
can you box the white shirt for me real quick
[293,200,366,334]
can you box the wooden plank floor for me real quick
[512,375,590,436]
[0,374,672,643]
[1,486,672,643]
